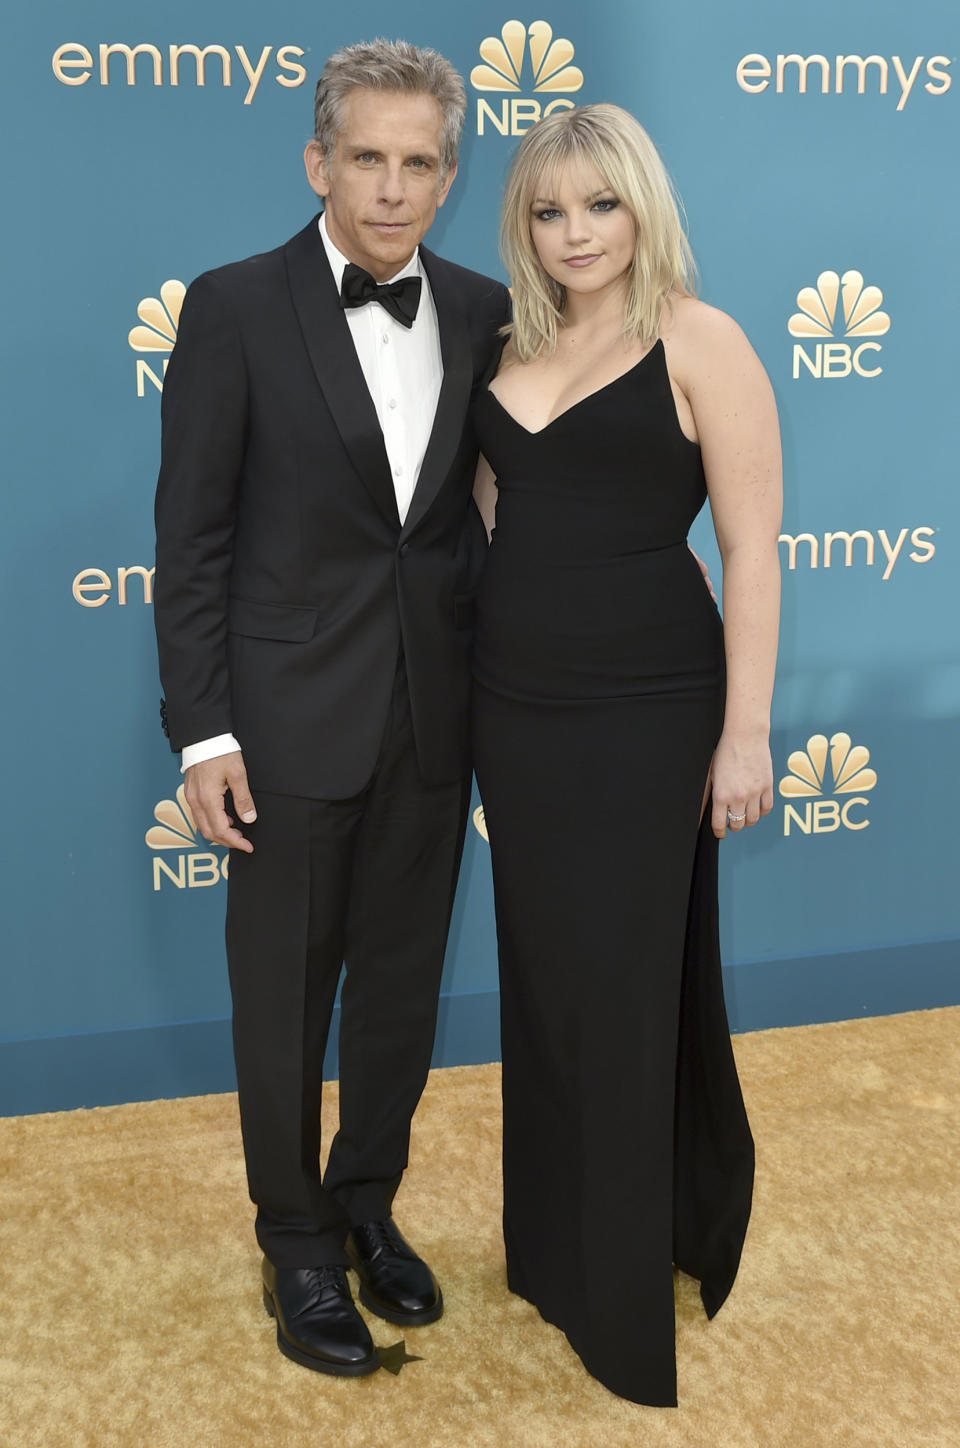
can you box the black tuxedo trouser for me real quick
[225,658,470,1267]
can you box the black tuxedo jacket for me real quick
[154,216,510,799]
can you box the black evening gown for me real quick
[471,342,754,1407]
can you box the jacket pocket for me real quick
[227,597,318,642]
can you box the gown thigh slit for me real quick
[471,342,754,1407]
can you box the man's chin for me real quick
[361,233,422,276]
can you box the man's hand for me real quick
[688,545,718,603]
[183,752,257,854]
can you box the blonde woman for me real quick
[471,105,781,1406]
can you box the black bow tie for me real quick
[339,263,422,329]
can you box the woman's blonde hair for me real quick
[500,104,697,360]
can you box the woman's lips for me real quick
[564,254,601,267]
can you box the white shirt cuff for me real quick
[181,734,242,772]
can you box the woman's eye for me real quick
[592,198,619,212]
[535,208,560,222]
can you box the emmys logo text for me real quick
[52,42,307,105]
[736,52,951,111]
[778,527,936,579]
[471,20,583,135]
[72,566,154,607]
[788,271,889,380]
[778,733,877,837]
[146,786,229,892]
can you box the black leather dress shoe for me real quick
[261,1259,380,1375]
[345,1218,443,1326]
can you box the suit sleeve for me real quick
[500,283,513,329]
[477,279,509,385]
[153,272,248,752]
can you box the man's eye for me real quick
[356,152,376,163]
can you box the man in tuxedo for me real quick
[154,40,510,1377]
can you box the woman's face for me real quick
[528,159,636,301]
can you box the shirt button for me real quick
[381,332,390,344]
[394,465,403,477]
[388,398,398,409]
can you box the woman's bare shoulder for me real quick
[661,296,768,396]
[662,293,750,351]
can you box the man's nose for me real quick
[379,163,406,205]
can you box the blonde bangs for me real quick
[500,105,697,362]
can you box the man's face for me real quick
[305,87,457,281]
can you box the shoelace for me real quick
[359,1219,413,1259]
[306,1264,351,1299]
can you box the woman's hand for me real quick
[473,453,498,541]
[710,730,774,839]
[688,544,717,602]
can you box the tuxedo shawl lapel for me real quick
[284,217,400,529]
[401,246,473,538]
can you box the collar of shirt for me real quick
[318,211,423,291]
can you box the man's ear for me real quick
[304,141,332,199]
[436,159,458,208]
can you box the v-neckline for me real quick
[486,339,663,436]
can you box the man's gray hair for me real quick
[313,39,467,176]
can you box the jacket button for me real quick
[399,543,410,558]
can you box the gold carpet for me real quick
[1,1007,958,1448]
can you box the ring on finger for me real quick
[727,810,746,823]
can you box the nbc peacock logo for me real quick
[145,784,229,891]
[128,279,185,396]
[788,270,890,380]
[473,804,490,842]
[471,19,584,136]
[778,732,877,837]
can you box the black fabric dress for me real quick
[471,341,755,1407]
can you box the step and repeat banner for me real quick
[1,0,956,1111]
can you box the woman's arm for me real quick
[473,453,498,542]
[667,299,783,839]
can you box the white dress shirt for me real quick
[180,214,444,772]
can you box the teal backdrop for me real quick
[1,0,957,1113]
